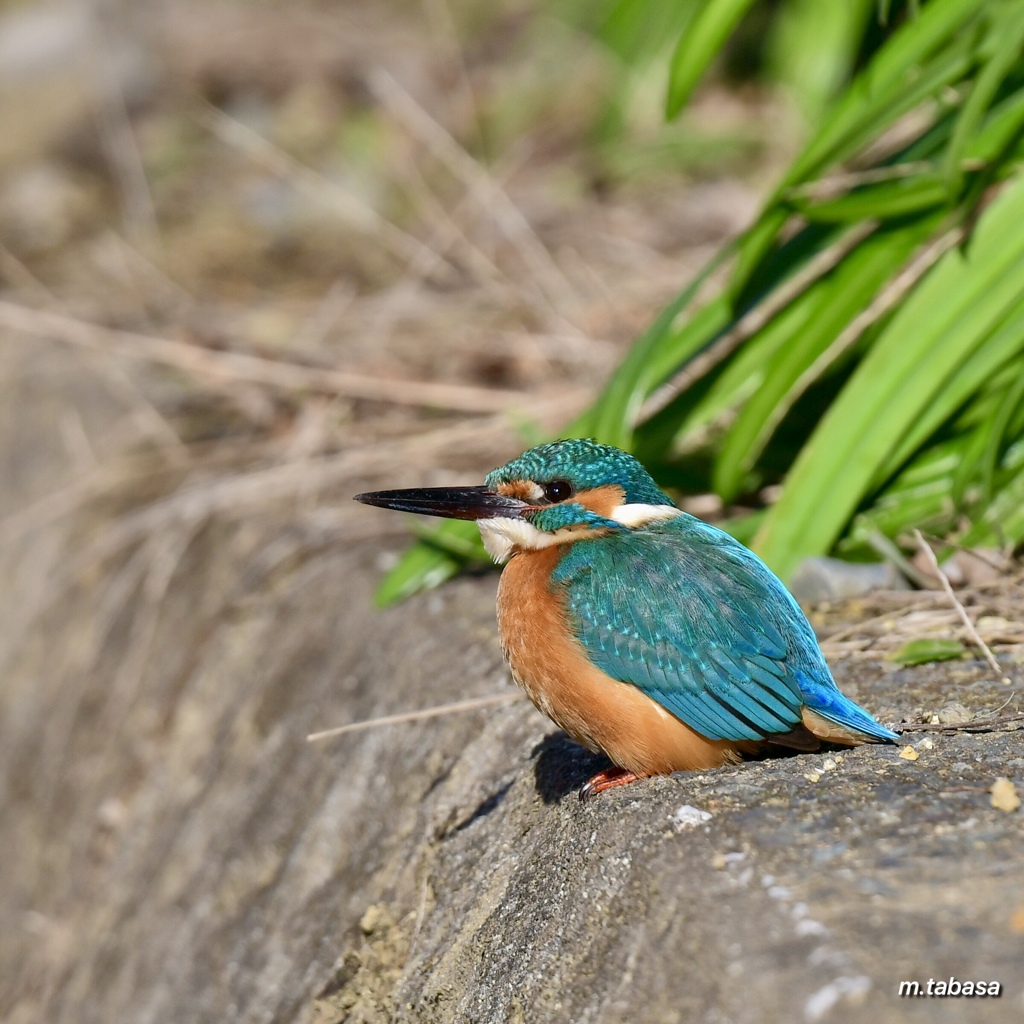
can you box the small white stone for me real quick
[804,976,871,1021]
[671,804,712,828]
[795,918,829,938]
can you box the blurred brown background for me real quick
[0,2,779,1020]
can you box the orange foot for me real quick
[579,766,642,801]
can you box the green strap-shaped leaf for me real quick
[961,463,1024,546]
[729,0,985,292]
[768,0,875,122]
[793,173,951,222]
[888,638,967,665]
[675,289,820,444]
[877,290,1024,483]
[666,0,757,118]
[373,537,464,608]
[846,440,963,547]
[590,249,734,449]
[967,88,1024,163]
[787,0,985,184]
[976,362,1024,502]
[714,216,938,500]
[753,170,1024,580]
[944,4,1024,194]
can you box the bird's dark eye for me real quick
[542,480,573,503]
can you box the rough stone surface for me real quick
[2,352,1023,1024]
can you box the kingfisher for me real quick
[355,439,898,797]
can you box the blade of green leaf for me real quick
[373,537,464,607]
[944,5,1024,194]
[409,519,489,560]
[727,3,983,298]
[845,441,962,545]
[666,0,757,118]
[730,27,979,295]
[753,171,1024,579]
[876,289,1024,482]
[714,217,935,499]
[671,221,890,447]
[597,0,702,64]
[675,291,818,446]
[793,173,951,222]
[590,247,734,449]
[974,359,1024,503]
[769,0,875,122]
[961,463,1024,546]
[966,86,1024,163]
[786,0,985,184]
[888,638,967,665]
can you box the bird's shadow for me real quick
[532,732,612,804]
[528,730,862,804]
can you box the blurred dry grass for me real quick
[0,3,771,1016]
[0,0,770,534]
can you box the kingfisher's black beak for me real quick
[354,485,531,521]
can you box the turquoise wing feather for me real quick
[552,514,861,743]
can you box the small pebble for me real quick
[804,772,821,783]
[359,905,386,935]
[917,737,935,751]
[821,758,838,772]
[899,746,919,761]
[938,702,974,725]
[795,918,829,938]
[990,777,1021,813]
[672,805,712,829]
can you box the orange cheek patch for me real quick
[497,480,540,501]
[575,484,626,518]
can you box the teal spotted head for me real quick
[355,439,680,563]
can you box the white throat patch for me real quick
[477,503,681,563]
[477,518,599,564]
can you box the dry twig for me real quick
[369,70,583,324]
[196,102,458,278]
[0,300,553,413]
[307,691,524,742]
[899,699,1024,733]
[914,529,1010,683]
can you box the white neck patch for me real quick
[477,518,601,564]
[610,503,683,527]
[477,503,681,563]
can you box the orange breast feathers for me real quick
[495,546,743,776]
